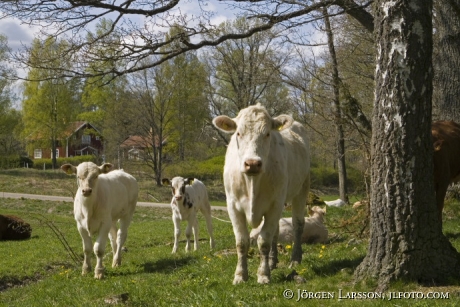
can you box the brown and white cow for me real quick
[213,103,310,284]
[162,177,215,253]
[61,162,138,279]
[432,120,460,219]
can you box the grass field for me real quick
[1,169,460,306]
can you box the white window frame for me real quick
[34,149,42,159]
[82,135,91,144]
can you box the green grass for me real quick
[1,169,460,306]
[1,197,460,306]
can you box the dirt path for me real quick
[0,191,227,211]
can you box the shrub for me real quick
[164,155,224,181]
[0,155,34,169]
[32,155,98,170]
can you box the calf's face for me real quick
[61,162,113,197]
[162,177,193,202]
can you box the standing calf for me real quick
[162,177,215,253]
[213,104,310,284]
[61,162,138,279]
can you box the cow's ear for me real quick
[61,164,76,175]
[185,178,194,185]
[272,115,294,131]
[213,116,237,133]
[162,178,171,186]
[99,163,113,174]
[433,140,443,151]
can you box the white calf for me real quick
[162,177,215,253]
[61,162,138,279]
[250,206,328,245]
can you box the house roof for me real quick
[64,121,102,138]
[26,121,102,141]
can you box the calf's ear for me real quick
[99,163,113,174]
[272,115,294,131]
[61,164,76,175]
[213,116,237,133]
[162,178,171,186]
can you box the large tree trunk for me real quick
[354,0,460,290]
[324,7,348,203]
[433,0,460,121]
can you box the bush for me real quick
[32,155,98,170]
[164,155,224,181]
[0,155,34,169]
[310,164,367,193]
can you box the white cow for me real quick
[250,206,328,245]
[162,177,215,253]
[61,162,138,279]
[213,103,310,284]
[324,199,346,207]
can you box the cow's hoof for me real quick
[94,268,105,279]
[257,275,270,284]
[233,274,248,285]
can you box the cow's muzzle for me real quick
[81,188,92,197]
[244,159,262,175]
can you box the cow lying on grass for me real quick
[61,162,138,279]
[162,177,215,253]
[0,214,32,240]
[213,103,310,284]
[250,206,328,245]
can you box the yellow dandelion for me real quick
[286,244,292,250]
[321,245,326,250]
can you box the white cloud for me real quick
[0,18,36,51]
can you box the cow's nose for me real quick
[82,188,92,196]
[244,159,262,174]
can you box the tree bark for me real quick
[324,7,349,203]
[433,0,460,121]
[354,0,460,290]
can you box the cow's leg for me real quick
[269,222,279,270]
[77,224,92,276]
[185,214,194,252]
[436,180,450,222]
[228,206,249,284]
[201,204,215,249]
[94,226,110,279]
[257,213,280,284]
[108,222,118,256]
[172,214,181,253]
[192,216,199,251]
[113,217,132,268]
[290,178,309,266]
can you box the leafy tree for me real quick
[206,18,292,118]
[22,37,81,168]
[79,19,132,164]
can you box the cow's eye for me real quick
[266,132,270,137]
[237,132,241,137]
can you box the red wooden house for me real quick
[29,121,104,159]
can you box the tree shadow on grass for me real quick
[143,256,195,274]
[311,256,365,276]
